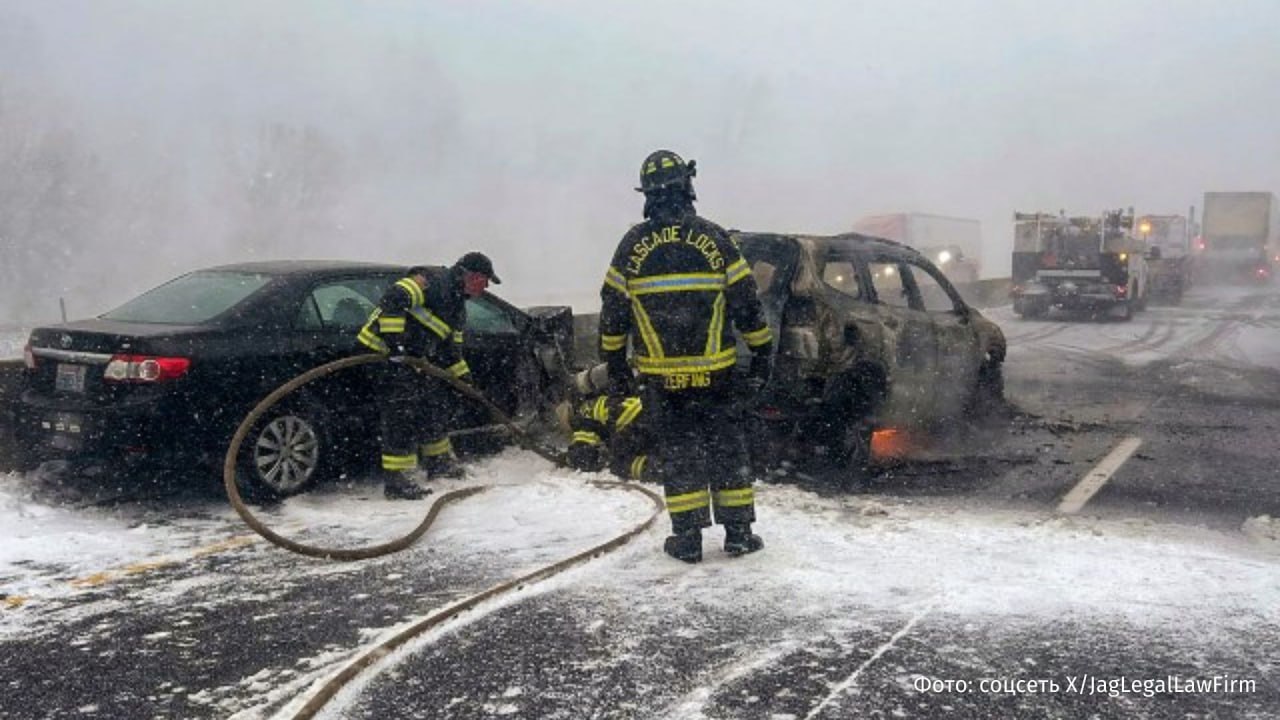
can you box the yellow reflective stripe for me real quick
[408,306,451,339]
[572,431,601,445]
[604,267,629,296]
[714,487,755,508]
[395,278,424,306]
[742,326,773,347]
[381,454,418,471]
[600,334,627,352]
[725,258,751,286]
[447,359,470,377]
[630,455,646,480]
[631,299,664,358]
[635,349,737,375]
[666,489,711,514]
[628,273,725,295]
[422,437,452,457]
[705,292,726,356]
[452,331,464,343]
[378,317,406,333]
[616,397,642,431]
[358,328,389,353]
[592,396,609,423]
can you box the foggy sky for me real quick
[3,0,1278,319]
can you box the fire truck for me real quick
[1010,209,1150,321]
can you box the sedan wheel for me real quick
[252,413,322,497]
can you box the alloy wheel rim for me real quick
[254,414,320,494]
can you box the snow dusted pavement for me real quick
[2,283,1280,718]
[2,450,1278,718]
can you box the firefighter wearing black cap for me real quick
[357,252,501,499]
[599,150,774,562]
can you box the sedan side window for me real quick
[908,261,961,314]
[303,278,388,331]
[868,262,914,309]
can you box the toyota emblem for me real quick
[59,334,73,349]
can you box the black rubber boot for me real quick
[663,530,703,564]
[383,470,432,500]
[423,454,466,480]
[724,524,764,556]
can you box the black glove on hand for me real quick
[745,353,772,394]
[606,356,633,397]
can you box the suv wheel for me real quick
[968,359,1005,417]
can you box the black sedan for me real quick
[17,261,574,497]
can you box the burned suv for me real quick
[735,232,1006,471]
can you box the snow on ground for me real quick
[991,284,1280,369]
[3,449,1277,637]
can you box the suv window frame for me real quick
[900,257,967,315]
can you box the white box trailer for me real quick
[853,213,983,283]
[1200,191,1277,282]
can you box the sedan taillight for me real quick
[103,355,191,383]
[23,343,36,370]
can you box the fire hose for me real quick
[222,353,662,561]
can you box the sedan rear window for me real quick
[101,271,272,324]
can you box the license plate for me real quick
[55,363,88,393]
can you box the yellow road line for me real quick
[3,533,262,608]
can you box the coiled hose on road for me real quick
[221,354,666,718]
[221,353,661,561]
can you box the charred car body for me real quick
[1010,209,1151,320]
[734,232,1006,472]
[16,261,574,496]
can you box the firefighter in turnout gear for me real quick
[599,150,774,562]
[357,253,501,499]
[564,390,652,482]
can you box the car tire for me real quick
[967,358,1005,418]
[237,400,332,500]
[1014,299,1046,319]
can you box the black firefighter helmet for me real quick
[635,149,697,195]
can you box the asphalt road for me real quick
[2,284,1278,719]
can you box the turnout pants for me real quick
[377,363,454,472]
[644,386,756,534]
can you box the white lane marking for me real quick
[1057,436,1143,515]
[802,597,938,720]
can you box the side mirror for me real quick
[1147,246,1162,260]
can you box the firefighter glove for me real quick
[745,353,772,394]
[606,355,633,397]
